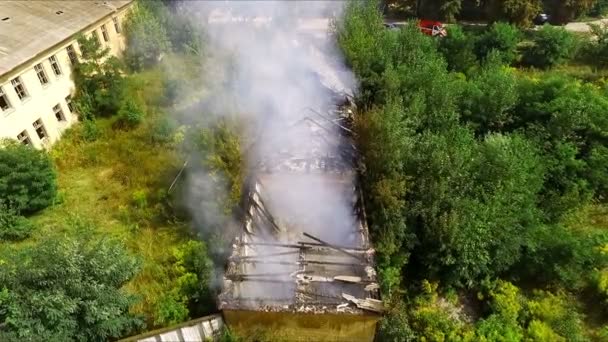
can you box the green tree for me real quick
[439,25,478,73]
[517,224,608,290]
[117,98,145,128]
[587,22,608,67]
[0,224,143,341]
[417,0,463,21]
[523,25,575,68]
[485,0,543,27]
[0,204,34,241]
[475,22,521,64]
[0,140,57,213]
[525,290,587,341]
[545,0,598,24]
[124,1,171,71]
[73,34,125,118]
[459,52,519,133]
[513,75,608,218]
[476,280,524,341]
[377,302,417,341]
[355,100,414,292]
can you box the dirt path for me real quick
[565,18,608,32]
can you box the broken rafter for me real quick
[231,250,301,260]
[305,107,354,135]
[237,259,364,267]
[249,192,282,234]
[241,240,370,252]
[302,232,363,261]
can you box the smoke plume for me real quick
[173,1,357,256]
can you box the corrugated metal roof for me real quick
[119,314,224,342]
[0,0,133,75]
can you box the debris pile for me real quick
[219,95,383,316]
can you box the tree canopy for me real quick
[0,224,143,341]
[0,141,56,214]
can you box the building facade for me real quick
[0,0,134,149]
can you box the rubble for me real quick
[218,95,382,317]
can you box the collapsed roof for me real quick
[219,98,382,316]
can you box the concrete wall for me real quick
[223,310,380,342]
[0,5,132,149]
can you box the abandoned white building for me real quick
[0,0,133,149]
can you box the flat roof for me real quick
[0,0,133,75]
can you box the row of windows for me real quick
[0,52,66,113]
[0,15,122,114]
[15,97,74,146]
[94,17,121,47]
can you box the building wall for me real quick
[223,310,380,342]
[0,6,132,149]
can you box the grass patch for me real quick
[20,65,210,329]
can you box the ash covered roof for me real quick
[219,99,382,316]
[0,0,132,75]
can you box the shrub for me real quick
[523,25,575,68]
[587,22,608,67]
[499,0,543,27]
[0,205,34,241]
[73,35,125,117]
[0,224,143,341]
[475,22,521,64]
[0,140,57,213]
[525,290,587,341]
[132,189,148,209]
[150,117,175,144]
[117,98,145,128]
[82,118,101,142]
[124,3,171,71]
[590,0,608,16]
[439,25,478,73]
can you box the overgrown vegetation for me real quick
[0,224,144,342]
[338,1,608,340]
[384,0,605,25]
[0,1,220,339]
[0,140,57,213]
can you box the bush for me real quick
[0,140,57,213]
[124,3,171,71]
[82,118,101,142]
[475,22,521,64]
[499,0,543,27]
[0,225,143,341]
[523,25,575,68]
[590,0,608,16]
[150,117,175,144]
[73,35,125,117]
[117,98,145,128]
[587,22,608,67]
[0,205,34,241]
[439,25,478,73]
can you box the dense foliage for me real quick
[0,141,57,213]
[523,25,576,68]
[384,0,603,25]
[338,1,608,339]
[0,225,143,341]
[73,35,125,119]
[0,205,34,241]
[124,2,171,71]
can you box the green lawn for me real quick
[18,64,207,327]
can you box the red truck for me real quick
[418,20,447,37]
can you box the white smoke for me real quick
[171,1,359,278]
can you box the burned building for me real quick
[219,97,383,342]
